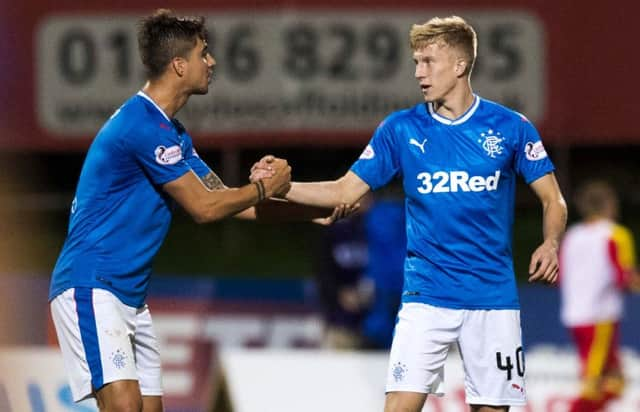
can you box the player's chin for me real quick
[193,85,210,95]
[422,92,435,102]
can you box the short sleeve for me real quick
[181,135,212,178]
[129,129,191,186]
[513,115,555,184]
[350,118,401,190]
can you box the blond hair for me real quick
[410,16,477,76]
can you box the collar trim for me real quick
[137,91,171,122]
[427,95,480,125]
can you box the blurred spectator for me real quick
[559,179,640,412]
[315,206,369,349]
[361,183,405,350]
[315,183,406,350]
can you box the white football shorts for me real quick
[386,302,526,406]
[50,287,163,402]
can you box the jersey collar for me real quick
[137,91,171,122]
[427,94,480,126]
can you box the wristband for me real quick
[253,179,266,202]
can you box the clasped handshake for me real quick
[247,155,358,225]
[248,155,291,199]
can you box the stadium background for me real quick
[1,1,640,411]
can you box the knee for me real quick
[384,404,415,412]
[96,381,144,412]
[101,395,142,412]
[384,403,420,412]
[470,405,510,412]
[384,392,425,412]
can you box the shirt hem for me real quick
[466,396,527,406]
[49,283,144,308]
[349,167,381,191]
[385,385,444,396]
[524,166,555,185]
[402,295,520,310]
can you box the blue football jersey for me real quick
[49,92,212,308]
[351,96,554,309]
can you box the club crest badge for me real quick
[111,349,127,370]
[392,362,408,382]
[478,129,504,158]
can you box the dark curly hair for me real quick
[137,9,207,79]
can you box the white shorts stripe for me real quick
[74,288,104,390]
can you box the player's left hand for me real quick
[313,203,360,226]
[528,239,559,283]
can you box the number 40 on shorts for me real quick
[496,346,525,380]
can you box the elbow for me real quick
[544,195,568,214]
[339,191,364,207]
[334,177,362,206]
[188,207,209,224]
[558,197,569,219]
[190,204,224,224]
[558,195,568,211]
[192,212,210,224]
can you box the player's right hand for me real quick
[249,155,276,181]
[260,158,291,198]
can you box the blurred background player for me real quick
[314,185,405,350]
[360,182,405,350]
[559,179,640,412]
[315,205,369,349]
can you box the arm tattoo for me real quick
[201,171,225,190]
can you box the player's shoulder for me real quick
[566,220,617,239]
[105,95,164,139]
[612,223,634,241]
[390,103,425,121]
[478,96,532,125]
[118,95,158,128]
[376,103,425,130]
[564,222,588,237]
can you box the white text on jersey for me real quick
[416,170,501,194]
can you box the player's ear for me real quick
[171,57,187,77]
[454,58,467,76]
